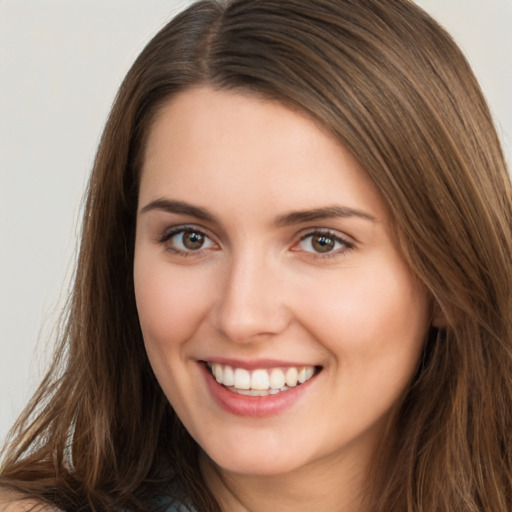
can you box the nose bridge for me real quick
[213,246,289,343]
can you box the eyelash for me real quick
[158,226,354,259]
[295,230,355,259]
[158,226,216,256]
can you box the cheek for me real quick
[133,253,213,353]
[297,261,430,438]
[297,256,430,368]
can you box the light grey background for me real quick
[1,0,511,447]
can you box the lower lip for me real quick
[200,363,317,417]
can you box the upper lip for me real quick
[200,357,320,370]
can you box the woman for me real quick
[1,0,511,510]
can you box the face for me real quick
[134,87,431,478]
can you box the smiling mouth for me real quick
[206,362,321,397]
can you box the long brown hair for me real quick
[2,1,511,510]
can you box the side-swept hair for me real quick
[2,1,511,510]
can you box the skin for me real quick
[0,490,61,512]
[134,87,432,511]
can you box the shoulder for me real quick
[0,490,62,512]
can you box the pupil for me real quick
[313,235,334,253]
[183,231,204,250]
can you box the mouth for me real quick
[205,362,321,397]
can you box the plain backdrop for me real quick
[1,0,511,447]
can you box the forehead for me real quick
[139,86,388,223]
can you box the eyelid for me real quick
[294,226,355,244]
[292,228,356,257]
[158,224,219,254]
[158,223,208,239]
[156,224,355,259]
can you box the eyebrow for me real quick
[140,198,218,223]
[140,198,376,225]
[274,206,376,226]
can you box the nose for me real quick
[211,251,292,344]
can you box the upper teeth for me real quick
[208,363,316,391]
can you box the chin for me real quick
[199,431,318,477]
[213,451,308,477]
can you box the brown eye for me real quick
[297,231,351,256]
[182,231,205,250]
[164,227,216,253]
[311,234,335,253]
